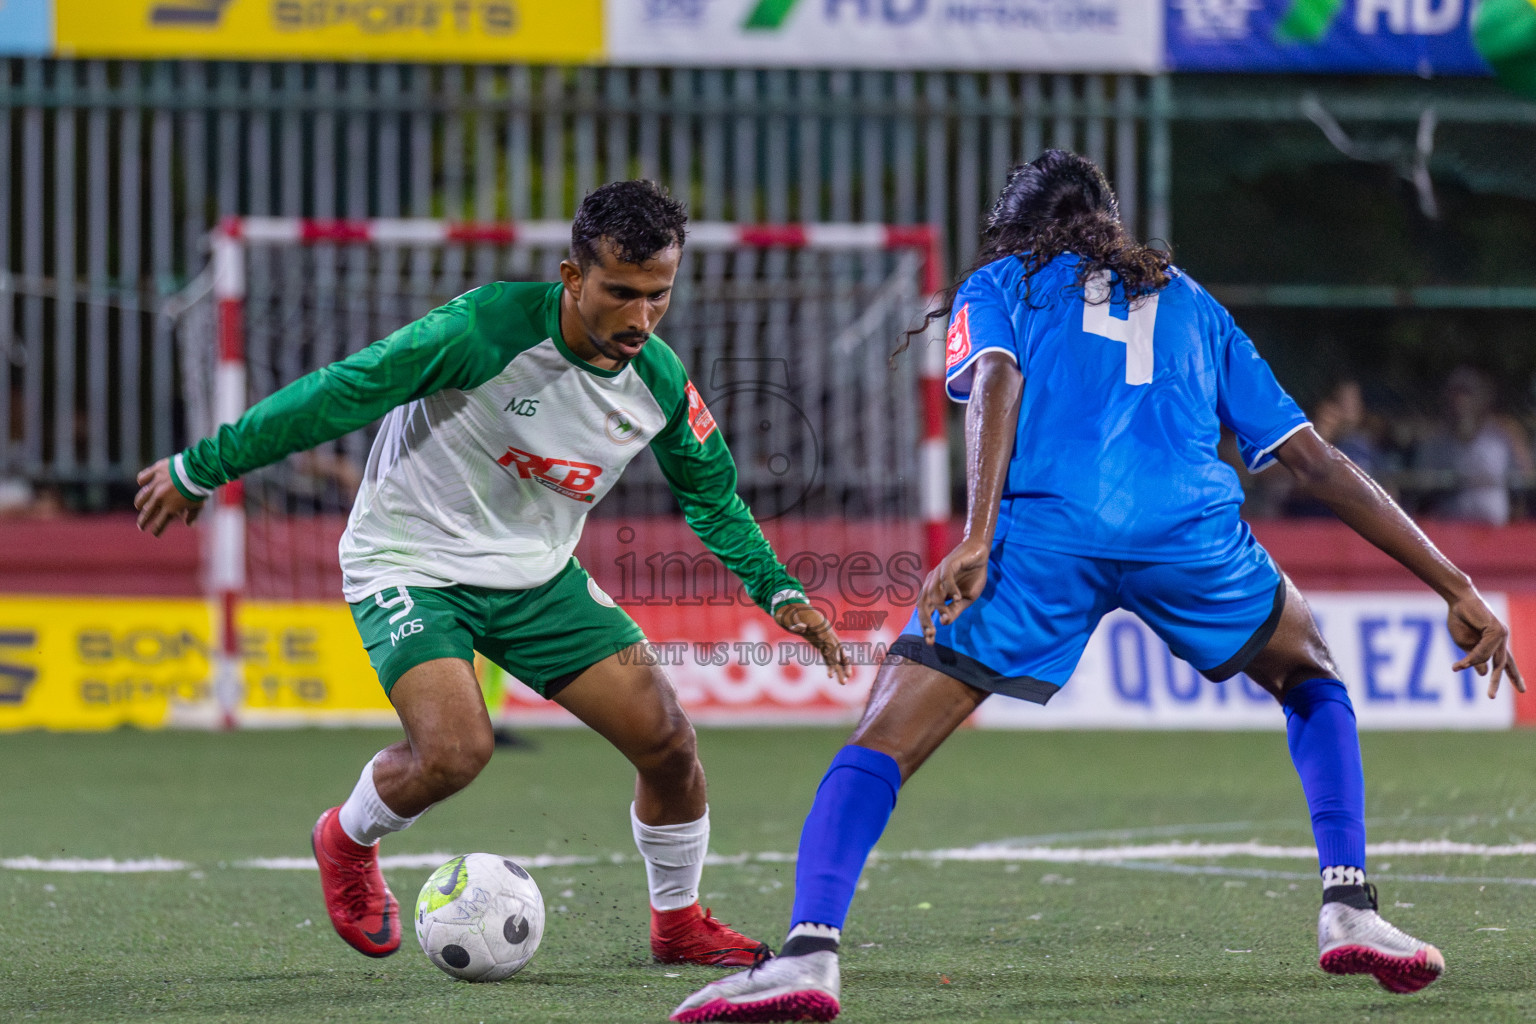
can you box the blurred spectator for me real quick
[1414,366,1533,525]
[0,385,63,519]
[1278,380,1387,518]
[1314,380,1382,474]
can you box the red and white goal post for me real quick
[192,216,950,727]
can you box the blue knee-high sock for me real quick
[789,744,903,932]
[1282,678,1366,875]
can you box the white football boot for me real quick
[1318,887,1444,994]
[670,950,841,1023]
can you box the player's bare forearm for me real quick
[915,353,1022,642]
[960,351,1024,550]
[1274,427,1469,601]
[1275,426,1523,696]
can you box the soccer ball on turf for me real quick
[415,852,545,982]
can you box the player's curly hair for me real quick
[571,180,688,267]
[897,149,1170,359]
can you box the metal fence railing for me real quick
[0,60,1165,503]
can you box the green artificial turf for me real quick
[2,728,1536,1022]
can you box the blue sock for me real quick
[1282,678,1367,878]
[788,745,903,937]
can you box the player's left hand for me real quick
[1446,591,1525,699]
[918,537,991,644]
[775,602,851,685]
[134,458,204,536]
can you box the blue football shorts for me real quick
[893,529,1285,705]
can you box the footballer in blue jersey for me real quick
[673,151,1523,1024]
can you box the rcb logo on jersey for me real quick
[496,446,603,503]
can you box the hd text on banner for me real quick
[1166,0,1491,73]
[607,0,1165,72]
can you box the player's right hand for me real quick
[134,458,204,536]
[775,602,852,686]
[917,538,991,644]
[1446,592,1524,699]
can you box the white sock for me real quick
[337,755,421,847]
[630,802,709,912]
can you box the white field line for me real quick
[908,839,1536,862]
[8,839,1536,875]
[0,856,191,873]
[239,853,611,871]
[1110,861,1536,887]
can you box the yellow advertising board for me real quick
[0,596,393,731]
[55,0,603,63]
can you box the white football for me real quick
[415,852,545,982]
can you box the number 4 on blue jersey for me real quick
[942,253,1308,562]
[1082,271,1158,386]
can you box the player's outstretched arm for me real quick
[645,359,852,681]
[1274,425,1523,697]
[146,293,498,514]
[134,458,204,536]
[917,351,1023,643]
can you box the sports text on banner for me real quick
[55,0,603,63]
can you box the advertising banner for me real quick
[0,596,393,731]
[0,590,1524,731]
[607,0,1164,72]
[1166,0,1491,74]
[0,0,52,55]
[975,592,1515,729]
[54,0,603,63]
[482,595,901,726]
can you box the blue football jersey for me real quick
[944,253,1308,560]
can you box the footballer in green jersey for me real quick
[136,180,850,966]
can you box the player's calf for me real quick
[1317,882,1443,994]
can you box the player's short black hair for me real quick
[570,180,688,268]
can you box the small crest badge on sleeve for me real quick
[945,303,972,370]
[685,382,717,444]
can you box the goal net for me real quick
[171,219,946,607]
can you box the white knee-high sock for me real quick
[338,755,421,847]
[631,803,709,912]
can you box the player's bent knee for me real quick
[631,717,699,781]
[414,732,494,797]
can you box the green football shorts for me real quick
[349,559,646,698]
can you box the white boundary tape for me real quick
[9,838,1536,879]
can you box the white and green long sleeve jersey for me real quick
[170,281,807,611]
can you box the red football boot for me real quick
[310,806,401,958]
[652,903,773,968]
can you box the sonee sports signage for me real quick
[53,0,603,62]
